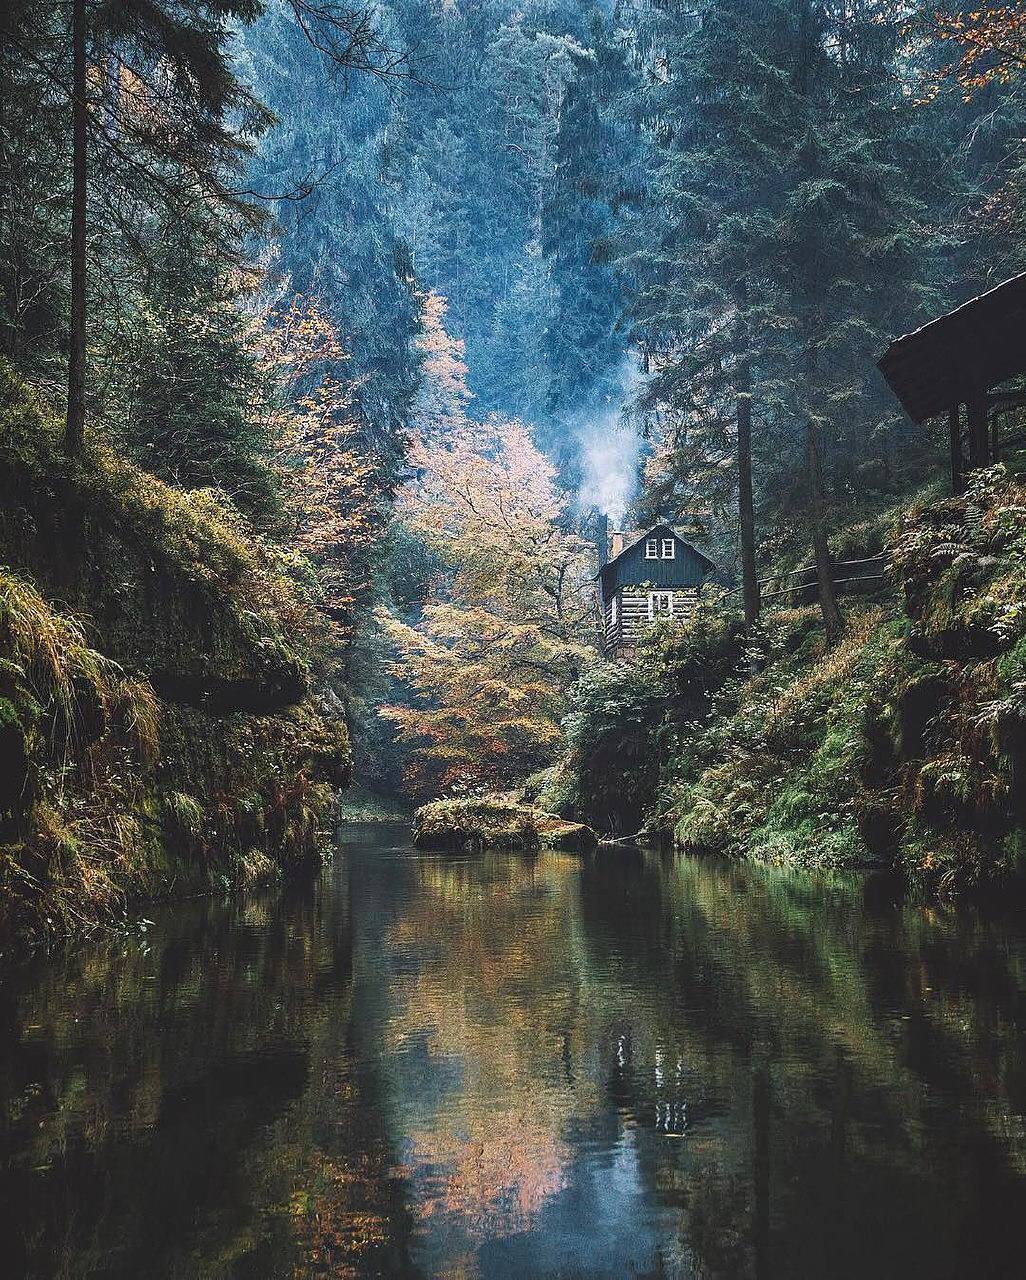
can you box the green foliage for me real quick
[557,607,744,833]
[667,606,895,864]
[629,0,945,555]
[106,222,279,520]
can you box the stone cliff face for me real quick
[0,364,350,949]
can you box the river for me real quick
[2,823,1025,1278]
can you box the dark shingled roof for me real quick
[878,273,1026,424]
[594,523,717,580]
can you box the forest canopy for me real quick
[4,0,1026,894]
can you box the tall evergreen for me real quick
[631,0,940,637]
[630,0,785,624]
[543,17,633,429]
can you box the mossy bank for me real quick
[543,469,1026,893]
[0,364,351,951]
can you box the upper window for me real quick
[645,538,659,558]
[662,538,676,559]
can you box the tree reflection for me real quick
[0,862,417,1279]
[379,856,579,1255]
[575,854,1026,1279]
[2,834,1026,1280]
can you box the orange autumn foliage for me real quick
[927,5,1026,99]
[380,294,597,795]
[914,5,1026,232]
[251,295,385,638]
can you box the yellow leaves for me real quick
[246,293,382,635]
[922,6,1026,101]
[380,290,601,795]
[415,291,474,429]
[380,430,597,795]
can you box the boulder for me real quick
[413,797,597,853]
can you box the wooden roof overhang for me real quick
[878,272,1026,424]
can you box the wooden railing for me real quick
[722,554,890,606]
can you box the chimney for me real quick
[609,530,625,559]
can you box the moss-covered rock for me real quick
[413,797,597,852]
[0,365,351,951]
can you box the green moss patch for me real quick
[413,797,597,852]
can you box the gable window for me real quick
[662,538,675,558]
[648,591,674,620]
[645,538,659,558]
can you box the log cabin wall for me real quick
[604,586,702,654]
[599,523,715,656]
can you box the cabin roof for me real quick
[878,272,1026,424]
[595,522,716,581]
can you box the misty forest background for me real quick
[5,1,1026,942]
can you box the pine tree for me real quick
[632,0,940,639]
[543,17,632,425]
[772,0,938,639]
[630,0,783,625]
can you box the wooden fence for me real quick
[722,554,890,607]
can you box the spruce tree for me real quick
[632,0,939,638]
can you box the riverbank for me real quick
[542,470,1026,893]
[0,365,350,952]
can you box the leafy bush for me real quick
[556,607,744,833]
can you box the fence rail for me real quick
[721,553,891,604]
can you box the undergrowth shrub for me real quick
[554,607,743,833]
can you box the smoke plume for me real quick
[574,357,644,526]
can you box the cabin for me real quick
[597,522,716,656]
[878,272,1026,493]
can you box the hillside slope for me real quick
[547,471,1026,892]
[0,366,350,949]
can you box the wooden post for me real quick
[737,370,760,628]
[949,403,963,495]
[735,289,760,628]
[967,389,990,471]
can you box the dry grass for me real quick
[761,607,889,734]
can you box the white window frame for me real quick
[661,538,676,559]
[609,594,619,627]
[645,538,659,559]
[648,591,674,620]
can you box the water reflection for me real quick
[1,826,1025,1278]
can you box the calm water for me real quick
[2,824,1026,1279]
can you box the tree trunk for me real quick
[948,403,963,495]
[735,314,760,627]
[64,0,87,453]
[806,414,842,644]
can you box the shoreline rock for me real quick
[413,797,598,853]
